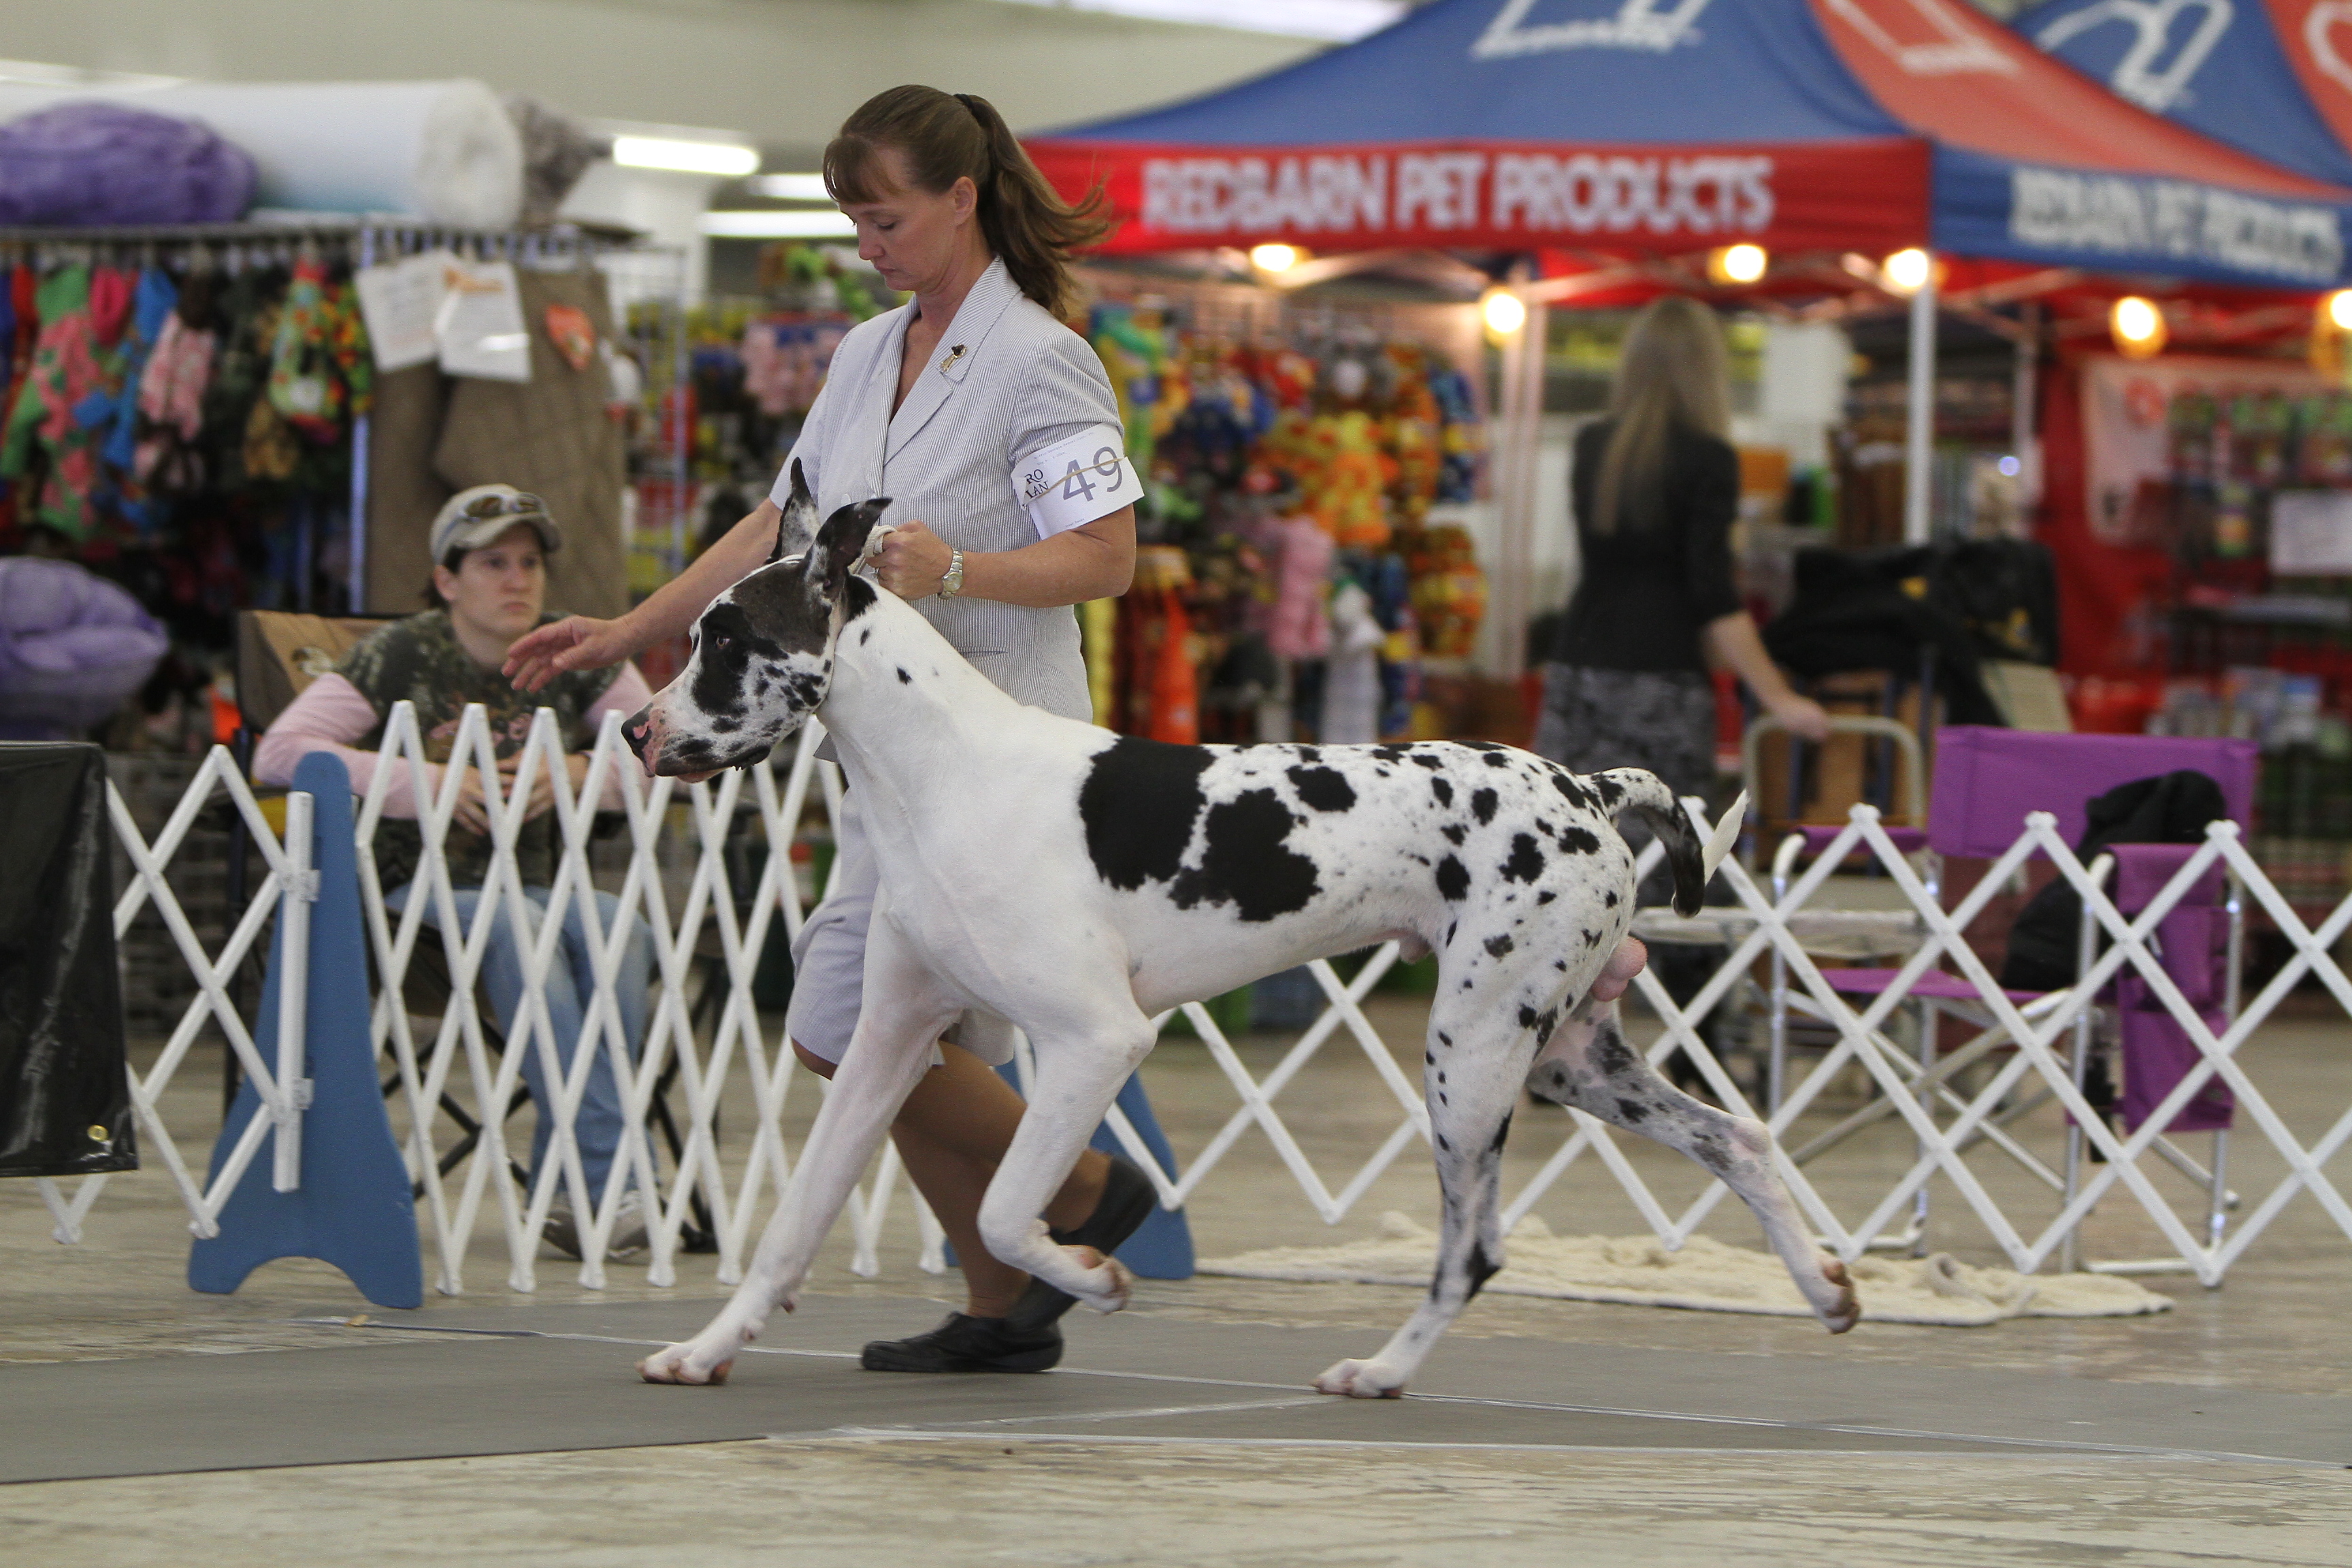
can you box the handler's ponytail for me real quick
[824,85,1107,316]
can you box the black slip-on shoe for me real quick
[1005,1154,1158,1332]
[859,1311,1063,1373]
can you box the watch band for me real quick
[938,544,964,599]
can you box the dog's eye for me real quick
[711,633,733,655]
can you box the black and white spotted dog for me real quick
[624,474,1858,1396]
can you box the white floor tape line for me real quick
[1200,1213,2175,1325]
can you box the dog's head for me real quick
[625,466,887,777]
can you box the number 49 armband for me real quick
[1012,426,1135,540]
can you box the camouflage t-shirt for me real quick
[336,610,620,892]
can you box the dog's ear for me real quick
[770,459,818,565]
[804,497,889,606]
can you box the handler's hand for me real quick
[869,520,954,600]
[504,615,634,693]
[1769,693,1833,745]
[1589,936,1648,1004]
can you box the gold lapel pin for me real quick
[939,343,966,372]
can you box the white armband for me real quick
[1013,425,1135,540]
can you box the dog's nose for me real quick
[623,706,661,767]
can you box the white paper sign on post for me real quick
[435,259,533,383]
[2271,490,2352,575]
[353,250,455,372]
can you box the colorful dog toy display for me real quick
[1086,301,1488,745]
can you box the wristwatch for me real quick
[938,544,964,599]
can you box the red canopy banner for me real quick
[1028,137,1931,259]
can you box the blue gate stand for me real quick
[190,752,423,1309]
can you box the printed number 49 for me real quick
[1059,447,1123,502]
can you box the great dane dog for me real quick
[624,476,1858,1397]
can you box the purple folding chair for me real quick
[1767,726,2257,1263]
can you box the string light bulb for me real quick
[1882,248,1933,294]
[2110,295,2168,359]
[2328,289,2352,331]
[1709,244,1769,285]
[1250,243,1301,273]
[1480,287,1528,337]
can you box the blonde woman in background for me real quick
[1534,297,1829,1060]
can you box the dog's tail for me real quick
[1594,769,1745,918]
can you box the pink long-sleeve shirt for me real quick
[254,664,656,817]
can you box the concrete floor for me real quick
[5,998,2351,1564]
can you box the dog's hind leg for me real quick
[973,1004,1160,1314]
[1313,994,1534,1399]
[640,911,960,1385]
[1528,998,1859,1333]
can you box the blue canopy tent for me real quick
[2016,0,2352,188]
[1031,0,2352,568]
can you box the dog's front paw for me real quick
[1084,1255,1135,1315]
[637,1334,740,1386]
[1312,1357,1407,1399]
[1810,1256,1860,1334]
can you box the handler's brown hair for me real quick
[824,85,1107,316]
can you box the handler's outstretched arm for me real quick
[505,498,784,691]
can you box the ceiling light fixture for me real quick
[614,135,760,178]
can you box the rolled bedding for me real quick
[0,79,524,229]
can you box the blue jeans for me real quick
[387,883,654,1200]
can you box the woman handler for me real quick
[508,86,1155,1373]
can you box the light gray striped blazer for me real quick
[770,257,1122,724]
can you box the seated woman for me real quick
[257,486,657,1259]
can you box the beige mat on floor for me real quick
[1200,1213,2173,1327]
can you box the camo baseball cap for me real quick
[429,485,564,561]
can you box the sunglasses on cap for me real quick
[459,490,549,521]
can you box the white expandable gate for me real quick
[36,702,2352,1296]
[37,749,316,1245]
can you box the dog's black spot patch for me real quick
[710,716,740,734]
[1615,1097,1650,1124]
[1595,1028,1638,1077]
[1437,1032,1452,1047]
[1431,777,1454,807]
[1410,753,1444,770]
[1534,1008,1558,1048]
[859,627,872,645]
[1693,1133,1735,1174]
[1499,834,1546,883]
[1582,928,1602,948]
[1436,1133,1452,1152]
[1490,1112,1513,1154]
[1485,934,1514,958]
[1294,745,1321,762]
[1482,752,1510,769]
[1555,825,1602,855]
[896,667,913,685]
[1079,737,1211,892]
[1169,788,1320,921]
[1435,855,1471,901]
[1593,773,1623,807]
[1549,770,1593,811]
[1470,787,1498,826]
[1460,741,1503,752]
[1369,744,1412,762]
[1603,889,1618,908]
[1441,823,1466,846]
[1554,960,1567,972]
[1465,1238,1501,1298]
[1286,766,1356,813]
[1516,1004,1539,1029]
[1536,889,1556,906]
